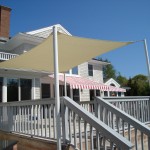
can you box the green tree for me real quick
[126,74,150,96]
[101,59,117,81]
[116,73,128,86]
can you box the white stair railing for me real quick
[104,96,150,123]
[61,96,133,150]
[95,97,150,150]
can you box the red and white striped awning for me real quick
[50,74,126,92]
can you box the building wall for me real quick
[78,62,103,83]
[78,62,88,77]
[80,89,90,102]
[78,62,103,101]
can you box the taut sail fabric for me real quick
[0,33,133,73]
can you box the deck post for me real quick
[143,39,150,86]
[64,73,67,96]
[53,25,61,150]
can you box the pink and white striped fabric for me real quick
[50,75,126,92]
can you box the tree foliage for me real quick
[103,63,117,80]
[126,74,150,96]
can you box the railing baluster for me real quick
[31,105,33,136]
[128,124,131,141]
[148,136,150,150]
[27,106,30,134]
[37,105,40,136]
[69,109,72,143]
[49,105,51,138]
[22,106,24,133]
[19,106,21,133]
[135,128,138,150]
[33,105,36,136]
[122,120,125,137]
[73,112,77,148]
[53,105,56,138]
[45,105,48,137]
[141,132,144,150]
[78,117,82,150]
[41,105,43,137]
[90,125,93,150]
[96,130,100,150]
[84,121,88,150]
[24,106,27,134]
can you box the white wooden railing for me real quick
[0,52,19,60]
[80,97,150,150]
[104,96,150,123]
[0,97,133,150]
[61,97,132,150]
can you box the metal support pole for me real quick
[64,73,67,96]
[53,25,61,150]
[143,39,150,86]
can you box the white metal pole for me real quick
[53,25,61,150]
[143,39,150,86]
[64,73,67,96]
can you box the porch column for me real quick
[53,25,61,150]
[18,79,21,101]
[2,77,7,103]
[2,77,9,130]
[32,78,36,100]
[70,88,73,99]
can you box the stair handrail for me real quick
[61,96,133,149]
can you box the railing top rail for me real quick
[103,96,150,99]
[0,98,55,107]
[105,98,149,102]
[103,96,149,102]
[62,96,133,149]
[79,100,94,105]
[96,97,150,136]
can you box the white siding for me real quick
[80,89,90,101]
[78,62,88,77]
[92,65,103,83]
[78,61,104,102]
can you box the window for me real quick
[7,78,18,102]
[73,89,80,102]
[96,90,100,96]
[20,79,32,100]
[0,77,3,102]
[72,66,78,75]
[88,64,93,76]
[42,84,50,98]
[104,91,108,96]
[118,92,121,97]
[90,90,95,101]
[53,85,70,97]
[59,85,64,97]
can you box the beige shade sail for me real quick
[0,33,133,73]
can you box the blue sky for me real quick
[1,0,150,78]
